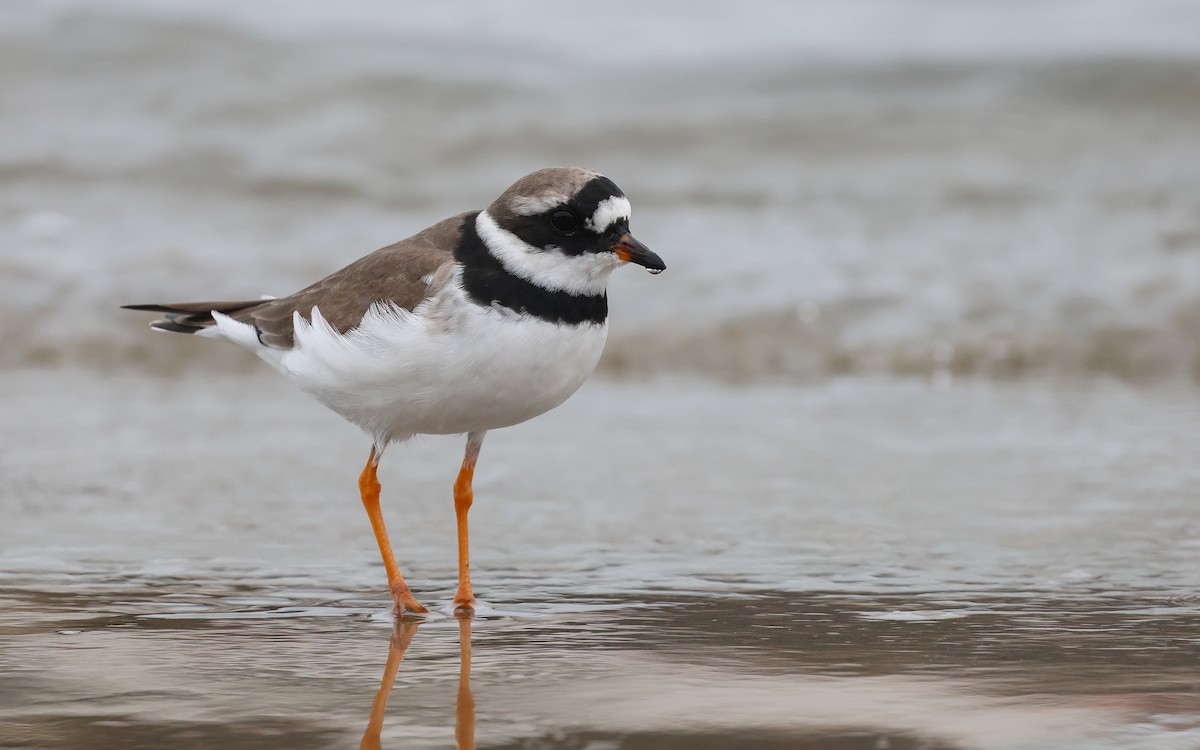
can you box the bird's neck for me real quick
[454,212,608,326]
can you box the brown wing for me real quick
[124,212,469,348]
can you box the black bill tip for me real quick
[614,233,665,274]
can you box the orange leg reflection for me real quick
[456,616,476,750]
[360,622,419,750]
[359,616,477,750]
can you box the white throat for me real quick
[476,210,620,296]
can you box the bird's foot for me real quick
[391,583,429,618]
[391,598,430,618]
[452,585,477,617]
[452,601,477,618]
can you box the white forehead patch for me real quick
[511,194,570,217]
[584,195,632,233]
[476,210,621,296]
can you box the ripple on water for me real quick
[2,577,1199,749]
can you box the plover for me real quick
[124,167,664,616]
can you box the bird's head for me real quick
[477,167,665,296]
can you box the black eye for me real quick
[550,209,578,233]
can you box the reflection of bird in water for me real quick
[360,622,418,750]
[455,618,476,750]
[360,617,475,750]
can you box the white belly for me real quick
[274,291,608,444]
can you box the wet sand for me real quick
[2,370,1199,748]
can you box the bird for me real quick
[123,167,665,616]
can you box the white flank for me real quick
[476,210,620,296]
[584,195,631,233]
[276,278,608,446]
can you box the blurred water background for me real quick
[2,1,1200,748]
[4,0,1200,381]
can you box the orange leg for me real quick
[452,432,486,612]
[359,447,428,615]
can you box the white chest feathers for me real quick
[269,285,608,443]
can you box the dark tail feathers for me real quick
[121,300,267,334]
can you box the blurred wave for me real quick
[3,2,1200,382]
[603,303,1200,382]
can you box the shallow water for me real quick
[3,372,1200,748]
[4,585,1200,750]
